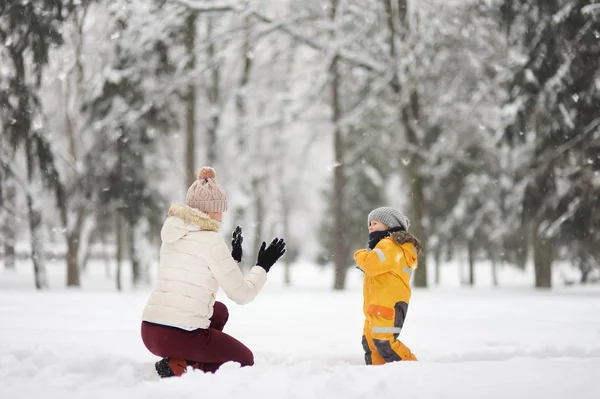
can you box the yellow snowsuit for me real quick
[354,231,421,364]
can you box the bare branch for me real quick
[249,10,386,74]
[581,4,600,15]
[171,0,243,12]
[171,1,386,73]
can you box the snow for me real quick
[1,261,600,399]
[582,4,600,15]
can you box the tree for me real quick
[329,0,349,290]
[45,0,96,287]
[379,0,430,287]
[501,0,600,288]
[0,0,77,289]
[0,168,16,270]
[173,1,240,188]
[184,11,198,188]
[415,0,509,286]
[83,0,177,288]
[311,0,397,289]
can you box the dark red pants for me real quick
[141,302,254,373]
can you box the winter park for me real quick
[1,0,600,398]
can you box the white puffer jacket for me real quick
[142,204,267,329]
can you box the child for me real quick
[354,206,422,364]
[141,166,286,377]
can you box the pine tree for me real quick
[0,158,17,270]
[418,1,510,285]
[83,1,178,288]
[501,0,600,287]
[0,0,77,288]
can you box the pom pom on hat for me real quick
[198,167,216,180]
[185,166,228,213]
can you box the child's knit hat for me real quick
[185,167,228,212]
[368,207,410,231]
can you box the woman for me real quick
[141,166,286,377]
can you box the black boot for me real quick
[155,358,175,378]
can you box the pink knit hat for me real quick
[185,167,228,212]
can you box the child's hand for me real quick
[231,226,243,262]
[354,248,367,261]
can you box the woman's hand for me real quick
[256,238,286,272]
[231,226,243,263]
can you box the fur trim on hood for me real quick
[390,231,423,254]
[167,203,220,232]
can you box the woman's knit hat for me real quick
[367,207,410,231]
[185,167,228,212]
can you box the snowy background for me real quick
[2,0,600,397]
[2,0,599,292]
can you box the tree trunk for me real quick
[283,212,292,286]
[206,15,220,166]
[467,241,475,286]
[64,6,86,162]
[276,121,292,287]
[115,215,123,291]
[185,12,198,188]
[13,49,48,289]
[25,140,48,289]
[66,233,80,287]
[2,180,16,269]
[78,216,94,273]
[61,9,90,287]
[102,228,111,279]
[408,159,428,288]
[580,258,591,284]
[434,245,441,285]
[280,156,292,286]
[330,0,347,291]
[513,222,528,270]
[384,0,428,288]
[279,122,292,288]
[533,221,552,288]
[489,248,499,287]
[277,37,297,287]
[81,228,95,273]
[129,222,141,287]
[64,73,78,162]
[250,177,265,269]
[62,71,77,289]
[26,192,48,290]
[65,207,85,287]
[233,16,253,259]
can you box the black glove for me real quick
[231,226,243,263]
[256,238,286,272]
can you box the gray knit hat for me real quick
[367,207,410,231]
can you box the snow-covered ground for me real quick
[1,260,600,399]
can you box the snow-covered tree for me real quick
[38,0,99,287]
[416,0,509,286]
[0,0,79,289]
[501,0,600,287]
[82,0,179,289]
